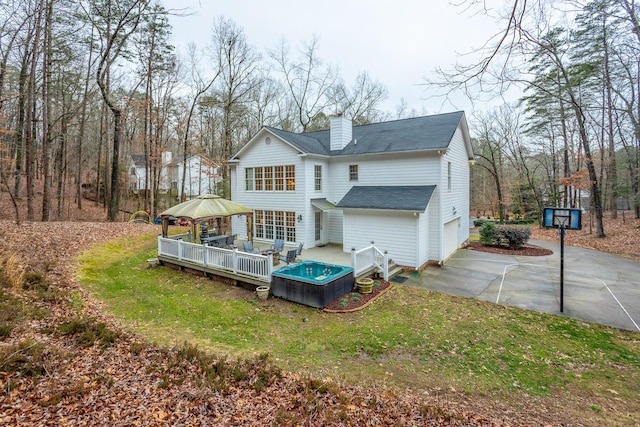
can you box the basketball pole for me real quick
[559,224,565,313]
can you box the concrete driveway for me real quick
[401,240,640,332]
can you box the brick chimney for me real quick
[330,114,352,151]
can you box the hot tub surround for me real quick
[271,261,354,308]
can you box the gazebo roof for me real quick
[160,194,253,222]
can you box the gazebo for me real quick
[159,194,254,241]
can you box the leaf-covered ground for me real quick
[529,212,640,261]
[0,221,532,426]
[1,196,639,425]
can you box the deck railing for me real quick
[158,236,273,282]
[351,245,389,281]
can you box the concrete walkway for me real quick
[297,241,640,332]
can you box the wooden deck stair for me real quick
[355,259,403,281]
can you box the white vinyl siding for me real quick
[175,155,218,200]
[435,127,471,260]
[230,117,472,266]
[342,210,418,268]
[231,132,306,244]
[327,153,441,206]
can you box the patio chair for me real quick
[243,241,260,254]
[283,248,298,265]
[225,235,236,249]
[272,238,285,254]
[296,242,304,257]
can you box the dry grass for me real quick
[1,255,26,291]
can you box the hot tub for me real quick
[271,261,354,308]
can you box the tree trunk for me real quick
[41,0,53,221]
[13,54,29,199]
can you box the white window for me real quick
[245,165,295,191]
[349,165,358,181]
[314,165,322,191]
[255,210,296,242]
[245,168,254,191]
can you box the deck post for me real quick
[267,254,273,282]
[351,247,356,274]
[383,250,389,281]
[232,248,239,273]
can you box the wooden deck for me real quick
[157,254,269,287]
[157,234,390,288]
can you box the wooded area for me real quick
[1,0,639,240]
[440,0,640,238]
[0,0,389,223]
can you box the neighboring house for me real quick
[128,152,220,200]
[228,111,474,269]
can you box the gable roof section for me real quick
[337,185,436,211]
[232,111,470,161]
[265,127,331,156]
[130,154,146,168]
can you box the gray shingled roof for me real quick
[264,127,331,156]
[337,185,436,211]
[130,154,146,167]
[266,111,464,156]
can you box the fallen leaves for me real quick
[2,209,637,425]
[529,212,640,261]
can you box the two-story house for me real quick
[128,152,220,201]
[228,111,474,269]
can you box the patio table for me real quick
[201,235,227,247]
[261,249,280,265]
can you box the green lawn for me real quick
[77,231,640,414]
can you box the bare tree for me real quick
[210,17,262,192]
[177,43,219,201]
[428,1,607,237]
[86,0,150,221]
[269,35,337,132]
[327,71,388,125]
[472,110,509,222]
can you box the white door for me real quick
[443,218,460,260]
[315,211,322,245]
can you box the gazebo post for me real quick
[248,214,253,242]
[161,218,169,237]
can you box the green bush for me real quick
[505,218,537,225]
[480,223,531,249]
[479,222,498,245]
[496,226,531,249]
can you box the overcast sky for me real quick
[165,0,505,117]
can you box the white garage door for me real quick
[443,218,460,260]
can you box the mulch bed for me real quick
[323,278,392,312]
[466,241,553,256]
